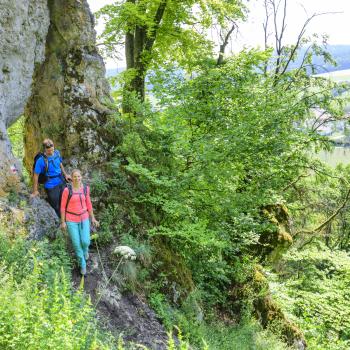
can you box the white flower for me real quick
[113,245,136,260]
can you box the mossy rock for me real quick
[152,237,195,304]
[227,264,306,348]
[254,295,306,348]
[258,204,293,262]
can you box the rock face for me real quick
[229,265,307,349]
[0,193,59,241]
[24,0,118,176]
[28,196,60,240]
[259,204,293,261]
[0,0,49,195]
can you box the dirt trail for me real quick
[71,244,170,350]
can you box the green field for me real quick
[316,68,350,82]
[318,147,350,167]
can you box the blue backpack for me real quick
[33,150,61,184]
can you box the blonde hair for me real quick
[71,169,82,177]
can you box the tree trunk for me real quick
[122,0,167,113]
[122,26,146,112]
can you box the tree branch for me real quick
[282,173,309,192]
[296,187,350,239]
[217,22,236,65]
[144,0,167,53]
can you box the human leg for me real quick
[80,219,90,260]
[46,183,65,217]
[66,221,86,270]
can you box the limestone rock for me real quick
[0,193,59,240]
[229,264,307,349]
[28,196,60,240]
[0,0,49,195]
[254,295,307,349]
[24,0,118,177]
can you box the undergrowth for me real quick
[0,228,115,350]
[270,243,350,350]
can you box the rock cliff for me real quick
[24,0,118,175]
[0,0,49,195]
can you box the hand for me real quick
[60,222,67,231]
[91,218,100,228]
[31,190,40,198]
[65,175,72,182]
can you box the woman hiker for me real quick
[60,169,99,275]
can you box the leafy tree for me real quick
[96,0,245,109]
[94,0,350,345]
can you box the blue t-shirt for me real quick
[34,150,63,189]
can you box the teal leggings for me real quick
[66,219,90,269]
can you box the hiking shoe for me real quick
[84,251,89,261]
[81,267,87,276]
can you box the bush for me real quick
[270,243,350,349]
[0,230,114,350]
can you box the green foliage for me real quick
[97,203,121,244]
[96,0,245,70]
[95,4,350,346]
[95,44,348,347]
[0,229,115,350]
[148,290,290,350]
[270,243,350,349]
[286,162,350,250]
[108,48,344,299]
[7,115,30,182]
[7,115,25,160]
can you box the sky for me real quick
[87,0,350,69]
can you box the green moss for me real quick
[254,296,306,347]
[153,238,195,302]
[259,204,293,262]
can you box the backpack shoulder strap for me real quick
[53,150,60,159]
[42,154,48,174]
[65,184,73,213]
[35,152,48,174]
[83,184,88,197]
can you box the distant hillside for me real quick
[106,67,124,77]
[105,45,350,78]
[288,45,350,73]
[320,45,350,72]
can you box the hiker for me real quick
[60,169,99,275]
[31,138,71,217]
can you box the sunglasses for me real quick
[44,143,54,149]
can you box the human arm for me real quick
[89,209,99,228]
[60,188,68,230]
[60,163,72,182]
[86,186,99,227]
[31,173,40,197]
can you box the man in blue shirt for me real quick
[31,139,71,218]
